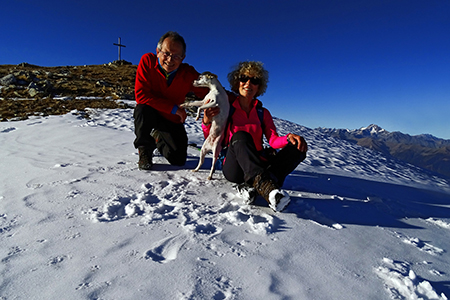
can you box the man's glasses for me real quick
[239,75,261,85]
[160,51,184,61]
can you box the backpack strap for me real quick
[255,100,265,132]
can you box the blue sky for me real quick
[2,0,449,139]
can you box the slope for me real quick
[0,108,449,300]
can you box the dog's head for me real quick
[193,71,218,87]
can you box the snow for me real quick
[1,106,449,300]
[359,124,386,135]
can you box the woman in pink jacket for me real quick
[202,61,307,212]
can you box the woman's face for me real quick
[238,73,260,100]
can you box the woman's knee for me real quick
[285,144,307,161]
[230,131,253,145]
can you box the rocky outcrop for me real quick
[0,62,137,121]
[0,62,137,100]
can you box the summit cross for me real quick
[113,37,126,61]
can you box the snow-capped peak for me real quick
[359,124,387,135]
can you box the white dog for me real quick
[181,72,229,180]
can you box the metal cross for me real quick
[113,37,126,61]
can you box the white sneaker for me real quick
[268,189,291,212]
[235,184,257,205]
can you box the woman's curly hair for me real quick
[227,61,269,98]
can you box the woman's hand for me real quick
[287,133,308,152]
[202,99,220,125]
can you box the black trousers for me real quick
[222,131,306,187]
[133,104,187,166]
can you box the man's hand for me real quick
[202,99,220,125]
[287,133,308,152]
[175,107,187,123]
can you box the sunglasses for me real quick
[239,75,261,85]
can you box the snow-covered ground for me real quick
[1,107,449,300]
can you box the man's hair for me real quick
[227,61,269,97]
[157,31,187,55]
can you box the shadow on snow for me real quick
[284,170,450,229]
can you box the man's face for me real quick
[156,38,185,73]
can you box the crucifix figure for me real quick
[113,37,126,61]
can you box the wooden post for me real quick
[113,37,126,61]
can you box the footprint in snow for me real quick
[394,232,444,255]
[217,201,279,235]
[1,127,16,133]
[192,223,222,235]
[144,235,187,263]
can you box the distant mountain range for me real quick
[316,124,450,178]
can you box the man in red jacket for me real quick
[134,31,207,170]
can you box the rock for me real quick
[0,74,17,86]
[41,80,53,92]
[96,80,112,87]
[28,88,39,97]
[17,62,39,67]
[110,60,132,66]
[27,80,53,97]
[27,82,40,97]
[57,69,72,78]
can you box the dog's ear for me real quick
[202,71,217,79]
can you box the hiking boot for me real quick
[235,183,257,205]
[252,172,290,212]
[138,147,153,170]
[268,189,291,212]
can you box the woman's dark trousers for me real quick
[222,131,306,187]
